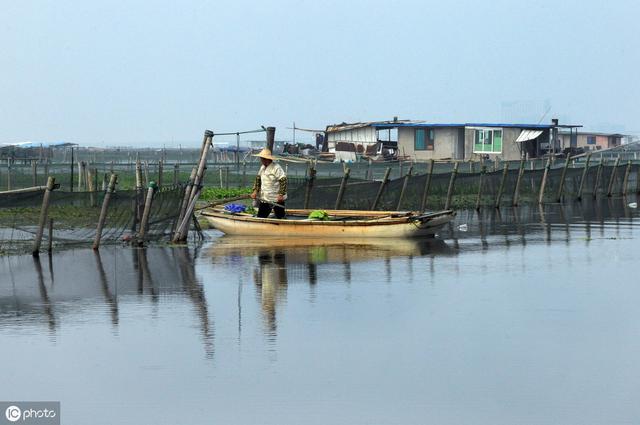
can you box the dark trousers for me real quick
[257,201,286,219]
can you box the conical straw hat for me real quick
[253,148,275,160]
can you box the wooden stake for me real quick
[173,130,213,243]
[32,160,37,186]
[266,127,276,151]
[577,153,591,201]
[158,159,163,188]
[32,177,56,256]
[396,165,413,211]
[622,160,632,196]
[137,183,156,243]
[606,155,621,197]
[512,158,525,206]
[475,165,486,210]
[334,167,351,210]
[444,162,459,210]
[593,158,604,199]
[495,162,509,208]
[556,155,571,202]
[93,174,118,250]
[538,157,551,204]
[47,218,53,252]
[303,164,316,209]
[173,164,179,186]
[420,159,435,212]
[371,167,391,210]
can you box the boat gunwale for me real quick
[201,208,455,227]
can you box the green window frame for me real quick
[415,129,426,150]
[415,128,435,151]
[473,129,502,154]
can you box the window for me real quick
[473,129,503,154]
[587,136,596,145]
[415,128,435,151]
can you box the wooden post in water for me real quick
[303,164,316,209]
[420,159,435,212]
[396,165,413,211]
[475,165,486,210]
[87,168,97,207]
[538,157,551,204]
[176,167,197,235]
[512,158,525,206]
[334,167,351,210]
[44,161,49,186]
[593,158,604,199]
[577,153,592,200]
[242,161,247,187]
[444,162,459,210]
[93,174,118,250]
[32,177,56,257]
[143,161,149,187]
[266,127,276,151]
[173,130,213,243]
[606,155,621,197]
[371,167,391,210]
[32,160,38,186]
[494,162,509,208]
[6,159,11,190]
[367,159,372,180]
[157,159,163,189]
[556,155,571,202]
[622,160,632,196]
[137,182,157,243]
[173,164,179,186]
[47,218,53,252]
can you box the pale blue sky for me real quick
[1,0,638,146]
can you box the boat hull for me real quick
[201,209,455,238]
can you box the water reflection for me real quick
[0,246,214,357]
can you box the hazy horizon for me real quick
[2,0,638,148]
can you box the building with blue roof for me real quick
[325,119,582,161]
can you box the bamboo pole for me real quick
[556,155,571,202]
[303,164,316,209]
[396,165,413,211]
[420,159,435,212]
[175,167,197,234]
[137,183,157,243]
[32,177,56,257]
[606,156,621,197]
[475,165,486,210]
[334,167,351,210]
[444,162,459,210]
[622,160,632,196]
[47,218,53,252]
[538,157,551,204]
[93,174,118,250]
[87,168,97,207]
[494,162,509,208]
[512,159,525,206]
[577,153,592,200]
[32,160,37,186]
[157,159,163,188]
[593,158,604,199]
[266,127,276,151]
[173,130,213,243]
[371,167,391,210]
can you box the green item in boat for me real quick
[308,210,329,221]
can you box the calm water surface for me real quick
[1,199,639,425]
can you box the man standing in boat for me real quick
[250,148,287,218]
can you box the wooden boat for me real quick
[201,207,455,238]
